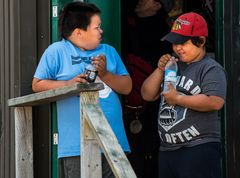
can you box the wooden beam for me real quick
[82,103,137,178]
[15,107,33,178]
[8,83,104,107]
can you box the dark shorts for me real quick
[158,142,222,178]
[60,155,115,178]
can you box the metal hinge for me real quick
[53,133,58,145]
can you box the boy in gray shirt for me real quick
[141,12,227,178]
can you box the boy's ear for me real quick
[71,28,79,36]
[75,28,82,35]
[72,28,85,37]
[199,36,206,45]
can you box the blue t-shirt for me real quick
[34,39,130,158]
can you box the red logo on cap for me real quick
[172,21,181,31]
[171,12,208,37]
[172,19,190,31]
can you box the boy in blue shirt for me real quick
[32,2,132,177]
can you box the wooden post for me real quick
[80,91,102,178]
[15,107,33,178]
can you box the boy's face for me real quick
[78,14,103,50]
[172,39,205,63]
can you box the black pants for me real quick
[60,155,115,178]
[158,142,221,178]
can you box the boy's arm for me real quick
[91,54,132,95]
[141,54,172,101]
[141,68,164,101]
[163,84,225,112]
[100,72,132,95]
[176,94,224,112]
[32,74,88,92]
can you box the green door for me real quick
[51,1,72,178]
[86,0,121,53]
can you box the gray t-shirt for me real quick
[158,56,227,151]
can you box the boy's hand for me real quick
[92,54,107,77]
[157,54,171,71]
[67,74,88,85]
[162,83,180,106]
[157,54,178,71]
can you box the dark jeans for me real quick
[60,155,115,178]
[158,142,221,178]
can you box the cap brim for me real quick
[161,32,191,44]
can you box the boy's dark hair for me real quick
[191,37,205,47]
[58,2,101,39]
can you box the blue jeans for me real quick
[61,155,115,178]
[158,142,221,178]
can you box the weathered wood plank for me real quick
[82,104,137,178]
[15,107,33,178]
[81,140,102,178]
[8,83,104,107]
[80,92,102,178]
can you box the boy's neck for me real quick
[188,50,206,64]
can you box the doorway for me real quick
[121,1,217,178]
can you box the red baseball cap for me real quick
[162,12,208,44]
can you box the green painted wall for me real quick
[86,0,121,53]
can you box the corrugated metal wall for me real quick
[0,0,20,177]
[0,0,50,177]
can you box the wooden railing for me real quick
[8,83,136,178]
